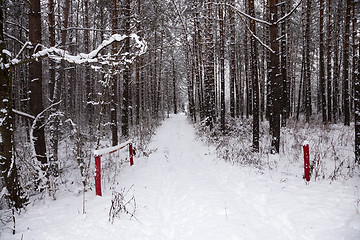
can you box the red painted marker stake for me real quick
[129,143,134,166]
[303,142,310,182]
[95,155,102,196]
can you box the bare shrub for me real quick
[109,186,137,224]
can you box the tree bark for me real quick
[354,1,360,164]
[84,0,93,133]
[219,0,225,131]
[110,0,119,146]
[203,0,216,128]
[121,0,131,138]
[343,0,351,126]
[0,1,26,209]
[248,0,259,151]
[229,0,236,118]
[29,0,47,166]
[304,0,312,122]
[319,0,327,123]
[326,0,332,122]
[280,1,289,126]
[269,0,281,154]
[172,54,178,114]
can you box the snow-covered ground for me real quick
[1,114,360,240]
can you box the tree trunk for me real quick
[280,1,289,126]
[355,1,360,164]
[305,0,312,122]
[111,0,119,146]
[244,28,251,118]
[248,0,259,151]
[47,0,60,176]
[333,1,341,123]
[48,0,56,100]
[0,1,26,209]
[219,0,225,131]
[29,0,47,167]
[229,0,236,118]
[135,0,142,125]
[203,0,216,128]
[172,54,178,114]
[194,2,204,120]
[319,0,327,123]
[84,0,93,133]
[121,0,131,138]
[326,0,332,122]
[343,0,351,126]
[269,0,281,154]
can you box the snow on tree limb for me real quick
[29,100,62,161]
[222,2,272,26]
[237,13,275,54]
[12,109,35,120]
[6,33,147,69]
[276,0,303,25]
[208,1,274,53]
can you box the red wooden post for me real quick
[95,155,102,196]
[303,141,310,182]
[129,143,134,166]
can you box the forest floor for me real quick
[1,114,360,240]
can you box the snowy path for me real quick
[2,114,360,240]
[118,114,297,240]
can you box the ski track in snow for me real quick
[1,113,360,240]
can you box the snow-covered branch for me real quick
[237,13,275,54]
[6,33,147,69]
[219,2,272,26]
[207,1,274,53]
[12,109,35,120]
[29,101,62,160]
[276,0,303,25]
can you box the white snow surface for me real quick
[2,114,360,240]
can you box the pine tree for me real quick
[111,0,119,146]
[248,0,259,151]
[319,0,327,123]
[269,0,281,153]
[0,0,26,209]
[29,0,48,168]
[343,0,351,126]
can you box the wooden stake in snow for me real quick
[303,141,310,182]
[94,141,134,196]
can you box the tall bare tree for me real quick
[219,0,226,131]
[343,0,351,126]
[304,0,312,122]
[269,0,281,153]
[111,0,119,146]
[354,0,360,164]
[326,0,332,122]
[121,0,131,138]
[0,0,26,209]
[319,0,327,123]
[248,0,259,151]
[29,0,48,167]
[229,0,236,118]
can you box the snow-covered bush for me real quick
[196,116,358,181]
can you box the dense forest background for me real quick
[0,0,359,213]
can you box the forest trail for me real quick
[110,113,359,240]
[2,114,359,240]
[118,113,289,239]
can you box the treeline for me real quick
[182,0,359,155]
